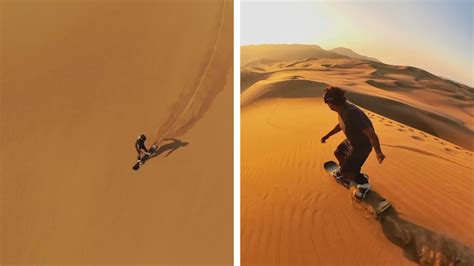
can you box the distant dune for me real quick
[241,44,347,65]
[241,44,474,265]
[240,45,473,151]
[330,47,382,63]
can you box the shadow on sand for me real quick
[369,190,474,265]
[150,138,189,159]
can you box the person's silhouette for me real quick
[135,134,148,161]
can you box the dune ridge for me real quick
[241,44,348,65]
[329,47,382,63]
[240,54,473,150]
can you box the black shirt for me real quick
[338,102,373,148]
[135,138,148,153]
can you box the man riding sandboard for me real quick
[321,86,386,199]
[132,135,189,171]
[135,134,149,161]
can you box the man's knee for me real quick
[334,151,345,164]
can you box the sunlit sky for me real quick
[242,0,473,86]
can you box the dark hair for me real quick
[323,86,346,105]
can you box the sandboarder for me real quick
[132,138,189,171]
[321,86,385,199]
[132,143,158,170]
[135,134,149,161]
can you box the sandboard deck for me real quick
[324,160,391,219]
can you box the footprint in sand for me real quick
[385,123,393,127]
[411,135,424,141]
[454,146,462,150]
[434,137,439,141]
[397,128,405,132]
[445,148,452,152]
[409,128,414,132]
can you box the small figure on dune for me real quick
[135,134,149,161]
[132,136,189,171]
[321,86,385,199]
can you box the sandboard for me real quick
[132,161,141,171]
[132,153,151,171]
[132,145,159,171]
[324,160,391,219]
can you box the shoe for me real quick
[352,183,371,199]
[333,170,352,188]
[333,169,343,180]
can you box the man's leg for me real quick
[339,170,357,184]
[340,146,372,198]
[334,140,350,166]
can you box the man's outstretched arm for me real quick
[321,124,342,143]
[363,127,385,163]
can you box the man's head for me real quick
[139,134,147,141]
[323,86,346,111]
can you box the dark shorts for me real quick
[335,139,372,174]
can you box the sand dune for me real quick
[1,0,232,264]
[241,44,347,66]
[240,52,473,150]
[241,99,474,265]
[241,45,474,265]
[329,47,382,63]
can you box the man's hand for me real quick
[376,152,385,163]
[321,135,329,143]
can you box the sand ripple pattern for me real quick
[241,99,474,265]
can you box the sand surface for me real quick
[242,99,474,265]
[241,45,474,265]
[1,0,233,264]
